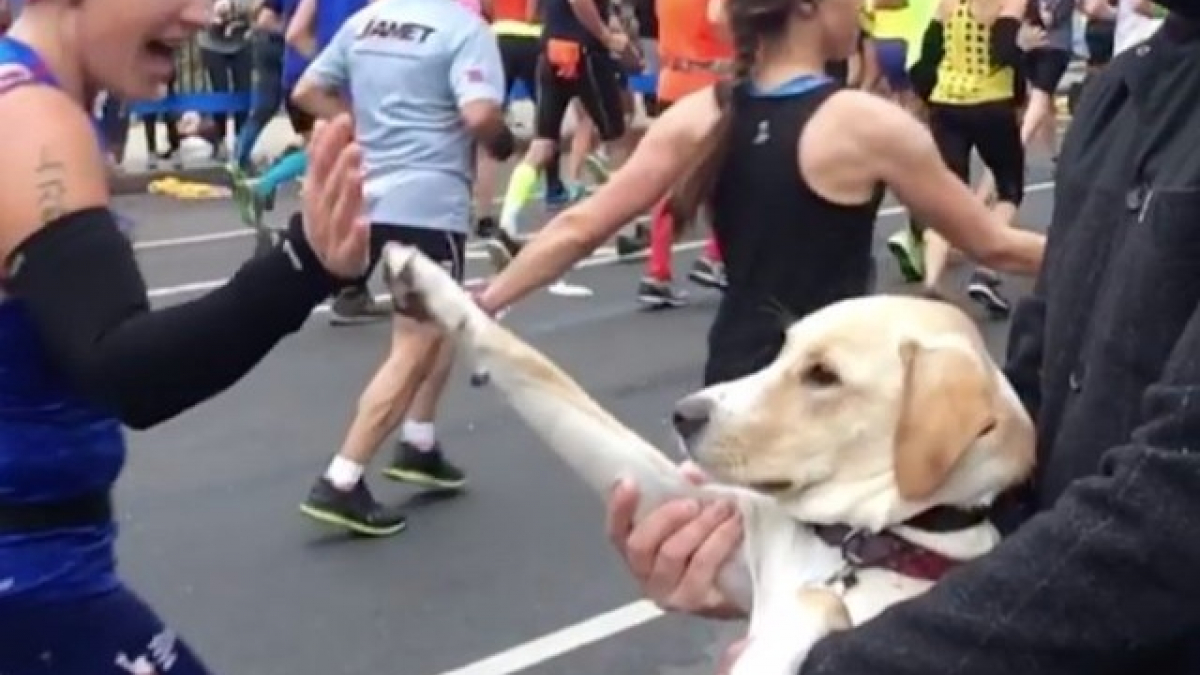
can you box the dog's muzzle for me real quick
[672,394,713,459]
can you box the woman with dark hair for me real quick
[0,0,369,669]
[478,0,1042,387]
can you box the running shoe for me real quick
[615,222,649,259]
[967,269,1012,318]
[230,171,266,231]
[544,181,572,210]
[383,442,467,490]
[484,229,524,273]
[583,152,611,186]
[476,216,499,239]
[328,287,391,326]
[637,278,689,309]
[887,220,926,284]
[299,477,409,537]
[688,257,728,290]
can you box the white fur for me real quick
[381,245,1034,674]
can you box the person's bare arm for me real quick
[707,0,729,39]
[452,24,515,159]
[1133,0,1162,17]
[849,94,1044,276]
[292,75,350,119]
[256,5,283,31]
[0,89,108,262]
[285,0,318,57]
[567,0,618,45]
[480,91,718,313]
[1081,0,1117,20]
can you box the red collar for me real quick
[815,524,965,583]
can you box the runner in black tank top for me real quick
[479,0,1045,392]
[704,76,883,385]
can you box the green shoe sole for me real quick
[297,503,408,537]
[381,467,467,491]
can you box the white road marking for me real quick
[146,181,1054,304]
[146,241,679,302]
[436,601,665,675]
[132,210,646,252]
[133,231,609,261]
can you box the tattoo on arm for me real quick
[35,146,67,224]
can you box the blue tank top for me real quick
[0,36,125,606]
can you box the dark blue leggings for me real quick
[0,586,214,675]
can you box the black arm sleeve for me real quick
[5,208,342,430]
[908,20,945,102]
[990,17,1024,68]
[800,303,1200,675]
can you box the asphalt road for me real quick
[114,158,1056,675]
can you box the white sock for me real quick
[402,421,436,451]
[325,456,365,490]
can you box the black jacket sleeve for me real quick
[800,301,1200,675]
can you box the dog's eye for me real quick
[801,362,841,388]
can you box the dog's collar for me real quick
[901,504,990,533]
[816,507,989,587]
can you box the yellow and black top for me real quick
[929,0,1016,105]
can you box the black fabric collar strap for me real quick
[901,504,990,532]
[815,506,990,584]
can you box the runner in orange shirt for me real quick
[632,0,729,308]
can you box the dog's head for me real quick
[674,295,1035,530]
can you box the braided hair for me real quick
[667,0,803,233]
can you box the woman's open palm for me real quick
[301,114,370,281]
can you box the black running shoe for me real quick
[484,230,523,273]
[476,216,499,239]
[382,442,467,490]
[299,477,408,537]
[688,257,728,290]
[329,286,391,326]
[637,278,688,309]
[966,269,1011,318]
[615,229,649,259]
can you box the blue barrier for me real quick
[129,73,658,117]
[130,92,252,116]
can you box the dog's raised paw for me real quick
[381,243,434,322]
[380,242,475,332]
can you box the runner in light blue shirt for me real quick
[292,0,516,535]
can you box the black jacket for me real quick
[802,19,1200,675]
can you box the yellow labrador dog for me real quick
[382,245,1036,675]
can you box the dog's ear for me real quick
[892,339,996,501]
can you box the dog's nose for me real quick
[672,395,713,446]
